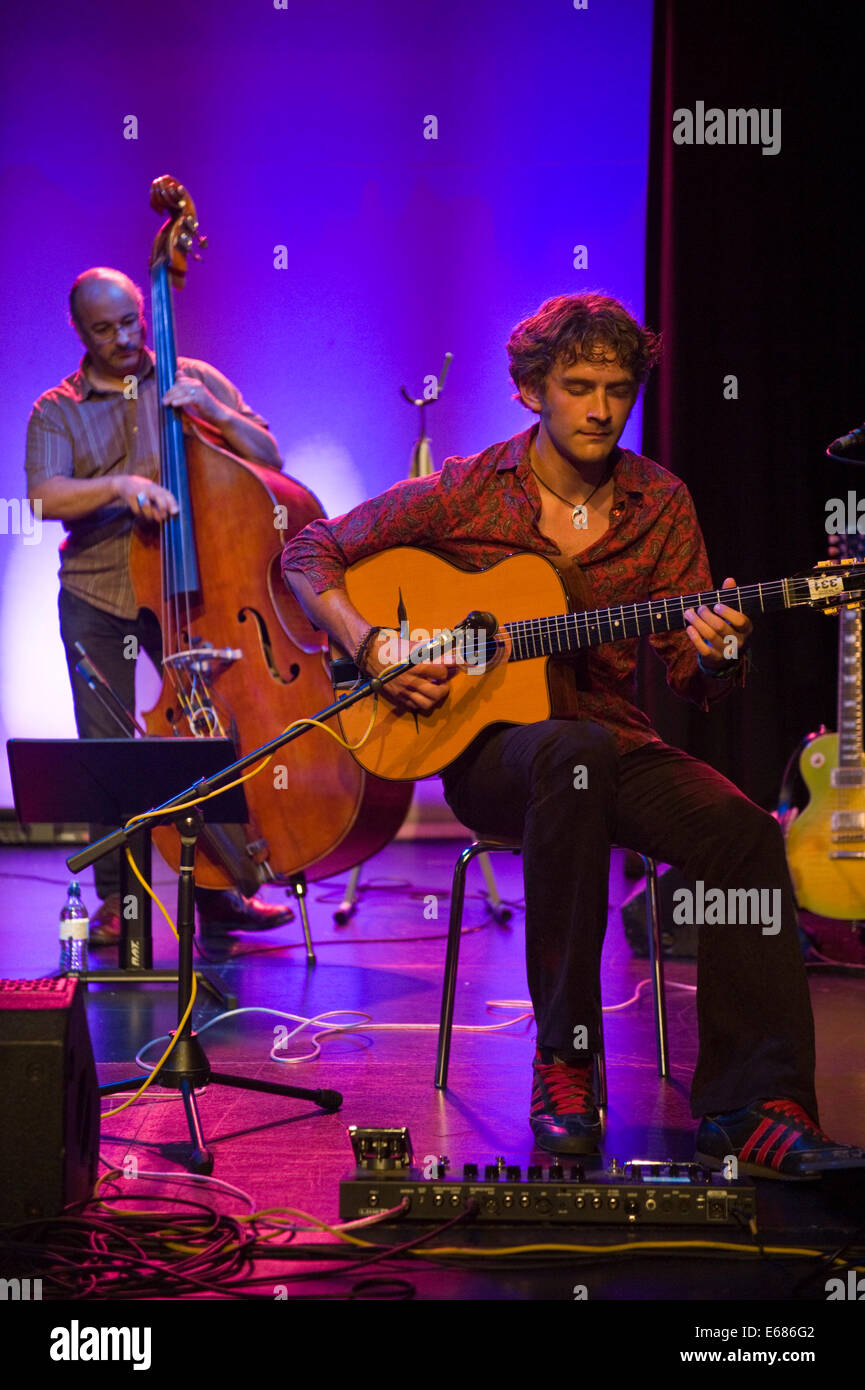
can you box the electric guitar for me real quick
[332,548,865,782]
[785,541,865,919]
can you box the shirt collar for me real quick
[499,422,645,504]
[69,346,156,399]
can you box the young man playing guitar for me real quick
[282,293,865,1179]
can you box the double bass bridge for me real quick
[163,644,242,737]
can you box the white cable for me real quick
[130,980,685,1073]
[97,1157,256,1211]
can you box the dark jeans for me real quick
[441,719,817,1120]
[59,588,164,899]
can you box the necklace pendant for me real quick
[571,504,588,530]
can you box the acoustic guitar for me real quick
[332,548,865,782]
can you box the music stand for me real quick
[6,737,248,1007]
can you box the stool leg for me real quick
[436,842,488,1089]
[477,852,513,924]
[642,856,670,1078]
[596,1010,608,1109]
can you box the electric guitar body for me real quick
[784,604,865,919]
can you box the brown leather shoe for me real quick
[195,889,295,934]
[89,893,122,948]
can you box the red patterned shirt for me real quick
[281,424,743,752]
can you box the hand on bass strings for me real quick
[162,372,227,426]
[116,474,179,523]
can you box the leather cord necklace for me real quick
[530,454,612,530]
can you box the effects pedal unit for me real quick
[339,1127,757,1226]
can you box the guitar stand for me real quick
[99,810,341,1173]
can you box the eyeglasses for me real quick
[87,313,144,343]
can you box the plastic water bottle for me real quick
[59,882,89,975]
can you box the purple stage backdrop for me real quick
[0,0,652,807]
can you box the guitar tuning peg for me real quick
[816,560,831,568]
[198,235,208,249]
[823,606,839,615]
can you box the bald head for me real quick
[69,267,147,383]
[69,268,144,328]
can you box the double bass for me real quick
[129,176,410,894]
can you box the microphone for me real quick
[453,610,499,670]
[827,422,865,458]
[460,609,498,641]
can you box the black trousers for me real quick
[441,719,817,1121]
[59,588,164,899]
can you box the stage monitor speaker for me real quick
[0,977,99,1223]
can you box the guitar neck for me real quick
[837,607,864,770]
[504,575,818,660]
[150,262,199,597]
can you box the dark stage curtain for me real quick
[641,0,865,809]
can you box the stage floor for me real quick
[1,838,864,1306]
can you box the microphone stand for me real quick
[68,614,494,1173]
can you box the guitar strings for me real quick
[502,577,852,656]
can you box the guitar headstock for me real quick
[811,558,865,614]
[149,176,208,289]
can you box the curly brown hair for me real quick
[506,293,662,400]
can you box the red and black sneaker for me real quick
[696,1098,865,1181]
[530,1048,603,1154]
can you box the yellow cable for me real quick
[412,1239,863,1261]
[100,973,197,1118]
[122,694,380,834]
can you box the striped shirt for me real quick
[25,349,268,618]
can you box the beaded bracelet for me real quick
[354,625,383,673]
[698,653,736,679]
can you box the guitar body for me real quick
[338,549,576,779]
[785,731,865,918]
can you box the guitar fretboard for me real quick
[504,577,811,661]
[837,607,864,770]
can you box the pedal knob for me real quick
[436,1156,450,1179]
[505,1165,521,1182]
[528,1164,543,1181]
[463,1163,479,1180]
[484,1164,500,1181]
[569,1164,585,1183]
[548,1163,564,1180]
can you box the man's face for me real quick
[73,279,146,381]
[520,352,638,469]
